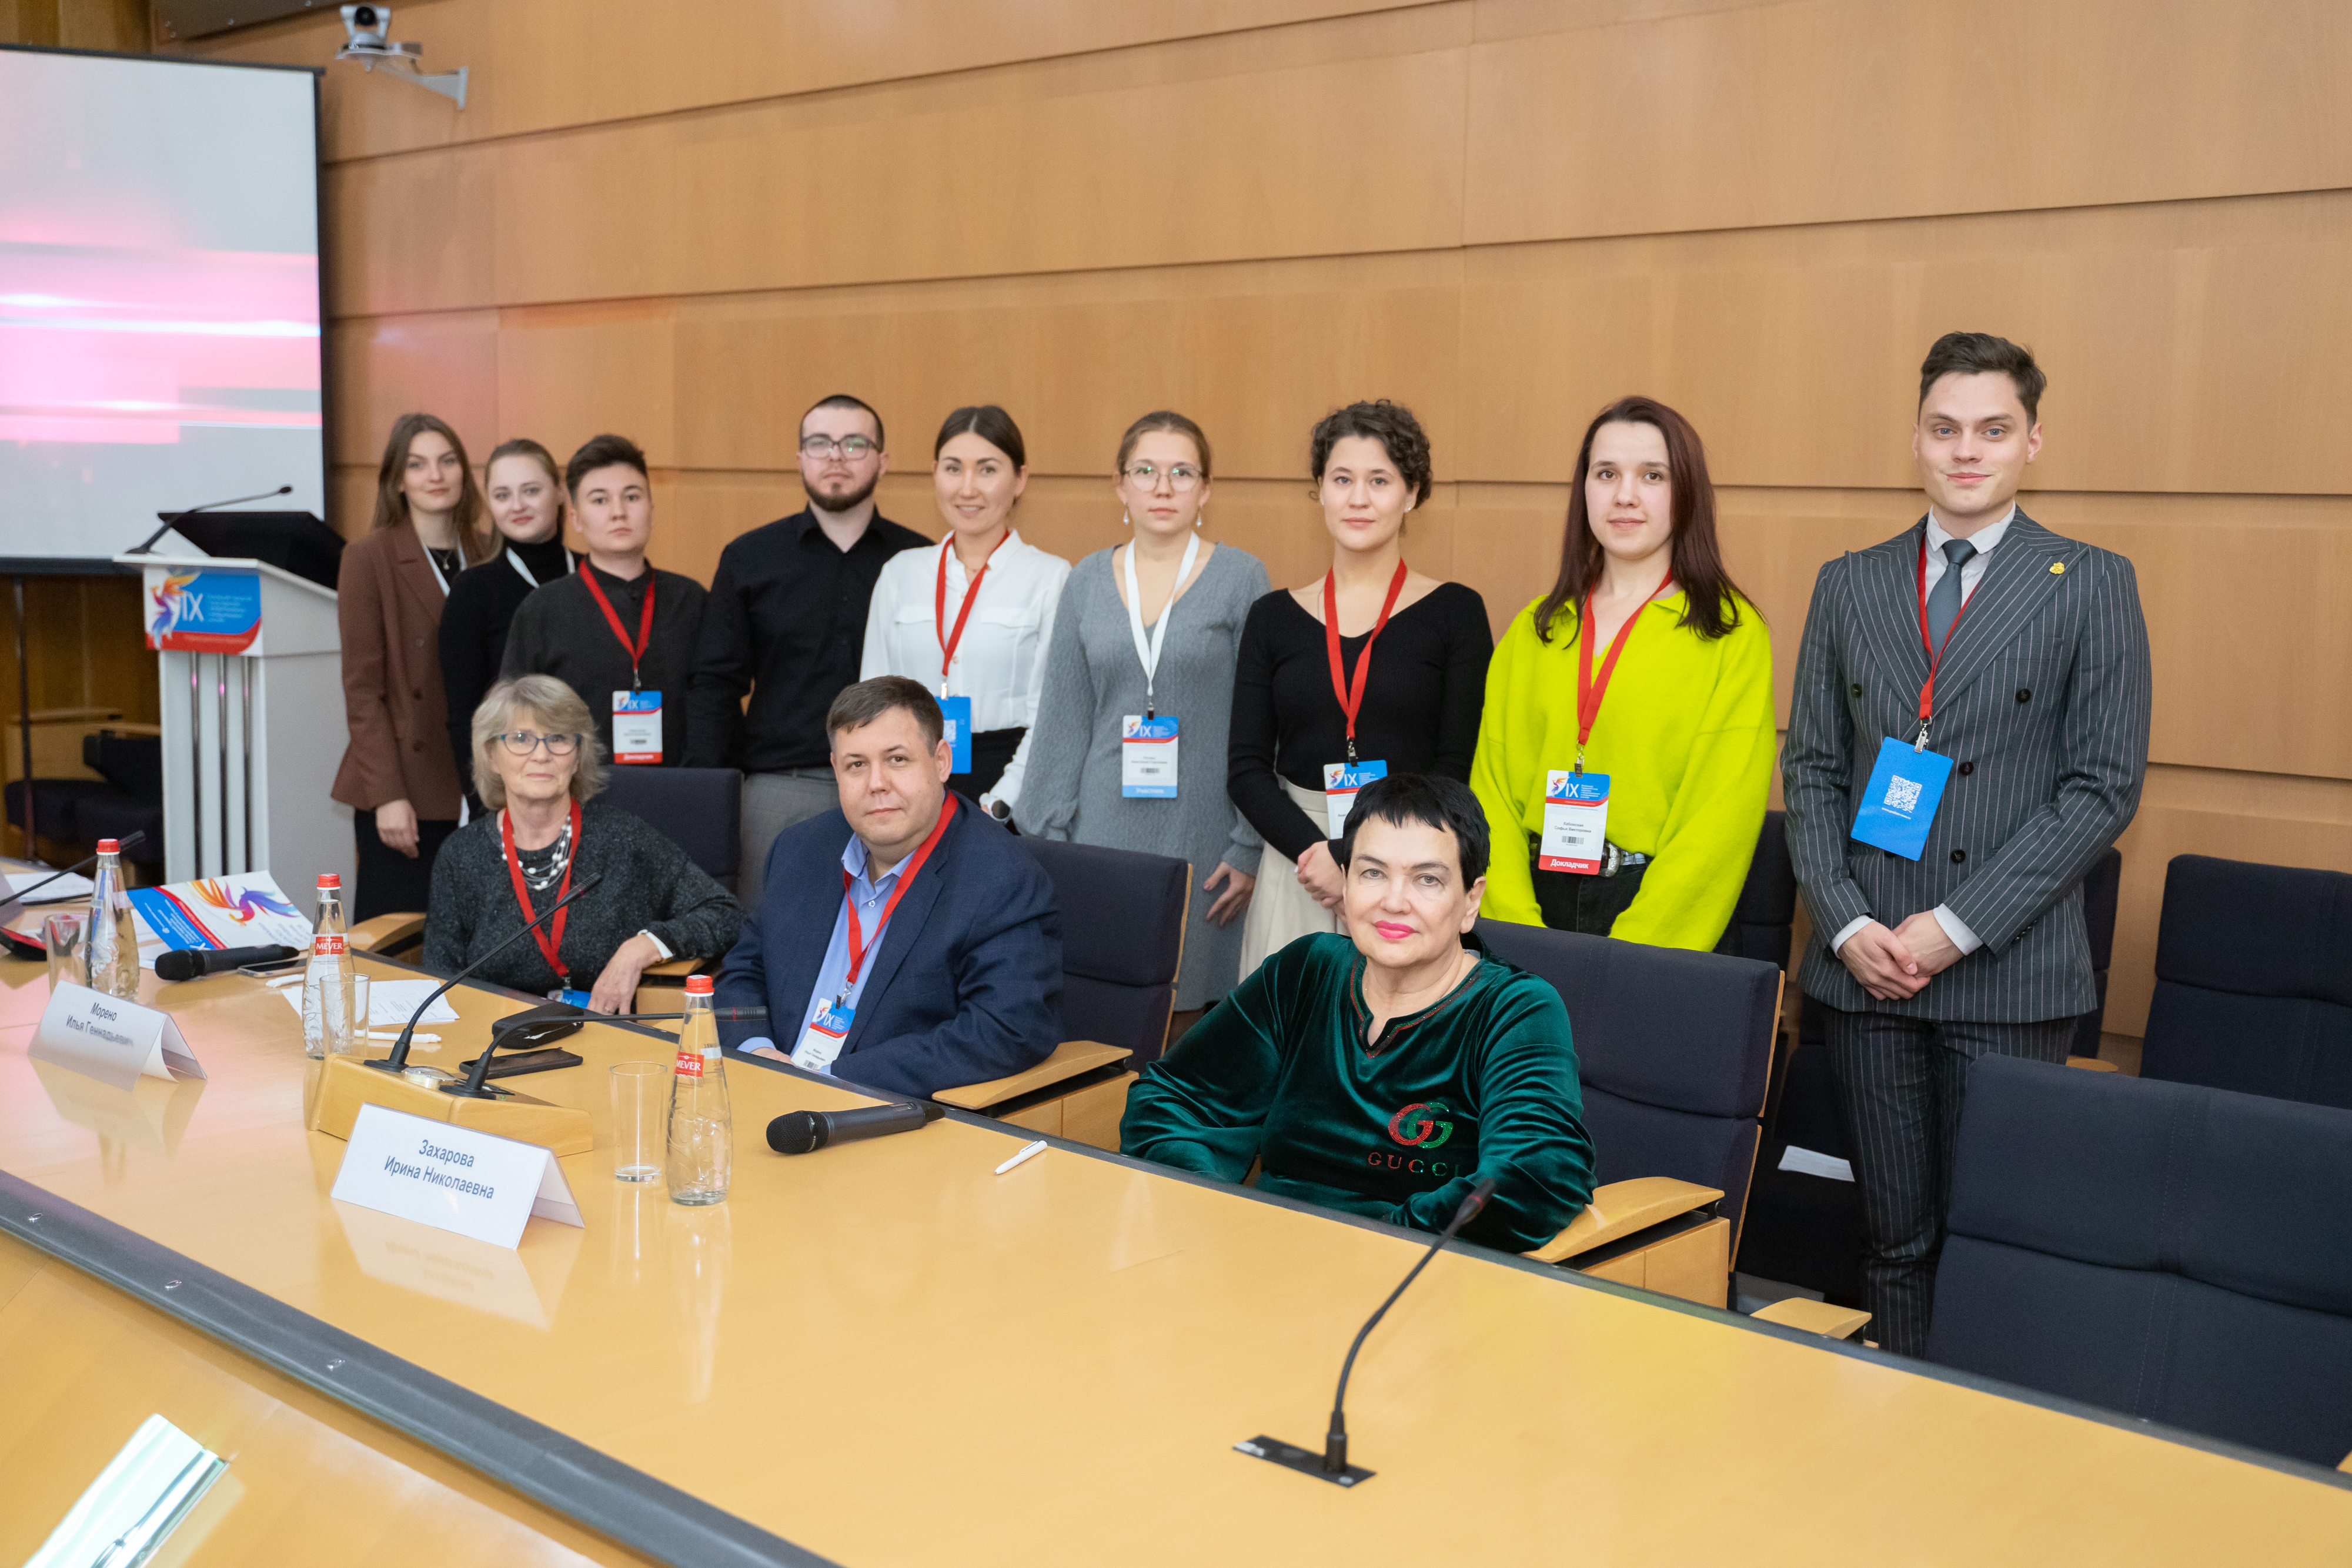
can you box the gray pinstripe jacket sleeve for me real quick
[1780,511,2152,1024]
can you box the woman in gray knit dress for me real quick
[1016,412,1270,1014]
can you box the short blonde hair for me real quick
[471,675,606,810]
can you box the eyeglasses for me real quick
[801,435,878,460]
[496,730,580,757]
[1122,462,1204,492]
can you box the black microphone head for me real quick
[154,948,206,982]
[767,1111,827,1155]
[276,484,293,494]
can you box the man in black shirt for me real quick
[687,394,930,904]
[503,433,707,768]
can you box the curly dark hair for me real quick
[1308,400,1432,507]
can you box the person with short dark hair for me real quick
[1471,396,1775,947]
[686,394,930,907]
[1121,773,1594,1252]
[1227,399,1493,981]
[441,437,577,813]
[426,676,741,1012]
[333,412,496,919]
[716,674,1063,1098]
[1782,332,2151,1356]
[859,406,1071,820]
[500,434,708,767]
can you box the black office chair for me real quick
[1476,920,1781,1304]
[601,767,743,894]
[1928,1055,2352,1470]
[933,837,1190,1151]
[1715,809,1796,969]
[2139,854,2352,1109]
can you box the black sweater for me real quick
[441,537,576,803]
[1225,582,1493,861]
[501,561,708,767]
[423,799,742,995]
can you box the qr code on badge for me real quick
[1882,775,1924,815]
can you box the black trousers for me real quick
[353,808,458,922]
[949,727,1023,809]
[1531,851,1649,936]
[1820,1005,2076,1358]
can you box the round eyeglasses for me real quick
[496,730,580,757]
[801,435,877,460]
[1122,462,1204,492]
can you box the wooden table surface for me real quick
[1,953,2348,1566]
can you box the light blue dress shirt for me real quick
[740,833,910,1074]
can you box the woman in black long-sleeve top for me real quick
[1228,400,1491,978]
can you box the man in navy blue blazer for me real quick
[718,675,1062,1098]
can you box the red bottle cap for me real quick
[318,874,341,889]
[95,838,119,853]
[685,974,714,995]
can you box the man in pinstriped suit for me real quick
[1782,333,2152,1356]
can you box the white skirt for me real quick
[1237,778,1344,982]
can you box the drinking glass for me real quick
[42,912,86,992]
[611,1062,665,1183]
[339,971,370,1055]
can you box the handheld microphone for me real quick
[766,1101,944,1155]
[126,486,296,554]
[363,871,605,1077]
[1237,1176,1499,1488]
[155,942,300,981]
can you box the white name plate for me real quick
[29,982,204,1085]
[330,1102,584,1250]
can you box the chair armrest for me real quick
[933,1039,1132,1111]
[2065,1055,2119,1073]
[2339,1447,2351,1475]
[1522,1176,1724,1265]
[636,956,709,982]
[1750,1298,1872,1339]
[348,912,426,954]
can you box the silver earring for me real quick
[1122,507,1131,527]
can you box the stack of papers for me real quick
[273,975,461,1027]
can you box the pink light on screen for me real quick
[0,239,319,446]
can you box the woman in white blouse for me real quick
[861,404,1071,820]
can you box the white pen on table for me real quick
[994,1139,1047,1176]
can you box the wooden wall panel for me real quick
[1466,0,2352,244]
[329,310,500,484]
[667,252,1462,481]
[1456,190,2352,494]
[174,0,1439,162]
[493,301,677,473]
[328,145,499,317]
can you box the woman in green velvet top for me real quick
[1120,773,1593,1254]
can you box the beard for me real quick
[807,470,880,516]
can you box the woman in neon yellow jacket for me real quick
[1471,396,1775,950]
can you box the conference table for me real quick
[2,943,2349,1567]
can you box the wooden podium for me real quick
[113,546,351,888]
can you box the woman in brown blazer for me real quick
[333,413,495,919]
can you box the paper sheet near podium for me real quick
[31,983,205,1084]
[330,1103,584,1250]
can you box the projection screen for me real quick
[0,46,324,569]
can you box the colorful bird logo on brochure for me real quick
[142,566,263,654]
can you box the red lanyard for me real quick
[841,794,958,992]
[1573,574,1672,772]
[934,534,1010,684]
[1323,560,1408,764]
[500,799,582,985]
[580,567,657,690]
[1913,534,1979,736]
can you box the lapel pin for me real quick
[2048,561,2066,575]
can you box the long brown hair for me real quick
[371,412,492,564]
[1533,396,1749,643]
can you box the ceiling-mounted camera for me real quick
[335,3,467,109]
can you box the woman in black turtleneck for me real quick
[440,437,579,813]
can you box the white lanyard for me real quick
[506,545,575,589]
[1120,531,1200,718]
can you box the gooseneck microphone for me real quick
[766,1101,944,1155]
[1236,1176,1499,1488]
[126,486,296,554]
[363,871,604,1075]
[7,830,147,906]
[155,942,300,981]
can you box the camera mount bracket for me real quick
[335,41,467,109]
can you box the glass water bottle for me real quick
[666,975,731,1205]
[85,838,140,1000]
